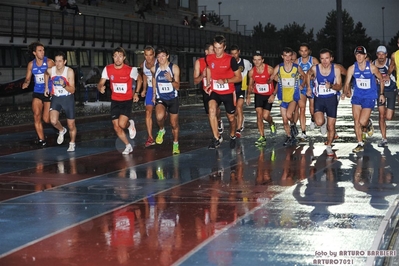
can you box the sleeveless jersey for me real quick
[352,61,378,99]
[104,64,137,101]
[298,56,314,88]
[51,66,71,97]
[235,58,252,91]
[372,59,396,92]
[155,62,178,100]
[277,63,301,103]
[395,52,399,89]
[206,53,236,95]
[143,59,156,88]
[32,57,51,93]
[252,64,274,95]
[313,64,336,98]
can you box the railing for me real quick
[0,3,253,54]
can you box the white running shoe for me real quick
[326,146,334,156]
[57,127,67,145]
[128,119,136,139]
[67,142,75,152]
[310,121,315,130]
[122,144,133,155]
[320,117,327,135]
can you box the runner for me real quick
[97,47,142,155]
[151,47,181,154]
[343,46,385,153]
[270,47,308,146]
[307,49,342,156]
[373,45,397,147]
[22,41,55,147]
[246,50,276,146]
[205,35,242,149]
[230,44,252,138]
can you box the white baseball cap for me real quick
[376,45,387,54]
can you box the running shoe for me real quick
[298,133,308,142]
[156,129,166,144]
[128,119,136,139]
[362,132,367,141]
[235,129,242,138]
[145,137,155,147]
[219,135,223,143]
[67,142,75,152]
[320,118,327,135]
[325,146,334,157]
[230,135,236,149]
[283,136,292,146]
[218,120,224,134]
[241,115,245,130]
[38,139,47,147]
[352,144,364,153]
[122,144,133,155]
[172,143,180,154]
[367,119,374,137]
[270,122,276,135]
[255,136,266,146]
[57,127,67,145]
[290,124,298,137]
[378,139,388,147]
[310,120,315,130]
[208,138,221,149]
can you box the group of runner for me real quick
[23,36,399,156]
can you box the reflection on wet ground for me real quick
[0,99,399,265]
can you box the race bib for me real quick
[318,84,335,96]
[255,83,270,93]
[53,85,68,96]
[212,80,229,91]
[355,78,371,89]
[158,82,174,93]
[281,78,295,88]
[35,73,45,84]
[113,83,128,94]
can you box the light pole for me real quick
[382,7,385,45]
[218,2,222,17]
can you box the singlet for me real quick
[352,61,378,99]
[372,58,396,92]
[234,58,252,91]
[206,53,237,95]
[395,52,399,89]
[102,64,138,101]
[143,59,156,88]
[50,66,71,97]
[298,56,314,88]
[314,64,336,98]
[32,57,51,94]
[252,64,274,95]
[155,62,178,100]
[277,63,301,103]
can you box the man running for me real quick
[151,47,181,154]
[307,49,342,156]
[97,47,142,155]
[22,41,55,147]
[139,46,157,147]
[206,35,242,149]
[44,51,77,152]
[270,47,307,146]
[230,44,252,138]
[343,46,384,153]
[373,45,397,147]
[246,50,276,146]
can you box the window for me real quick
[180,0,189,8]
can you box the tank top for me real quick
[395,52,399,89]
[105,64,135,101]
[252,64,274,95]
[50,66,71,97]
[352,61,378,99]
[143,59,156,88]
[155,62,177,100]
[32,57,51,93]
[372,58,396,92]
[277,63,300,103]
[206,53,236,95]
[298,56,314,88]
[314,64,336,98]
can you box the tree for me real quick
[316,9,371,67]
[207,11,224,27]
[252,22,280,55]
[387,30,399,53]
[278,22,314,52]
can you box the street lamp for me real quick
[218,2,222,17]
[382,7,385,45]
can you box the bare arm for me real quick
[343,65,354,98]
[44,68,51,97]
[65,68,75,94]
[246,68,254,106]
[22,61,33,89]
[193,59,203,85]
[332,65,342,91]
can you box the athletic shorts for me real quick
[111,99,132,120]
[145,87,155,106]
[280,100,297,109]
[314,95,339,119]
[50,94,75,119]
[209,91,236,114]
[351,95,376,110]
[202,89,211,114]
[33,92,51,102]
[300,86,314,99]
[156,97,179,114]
[254,94,273,111]
[377,90,396,110]
[235,87,245,100]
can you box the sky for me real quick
[198,0,399,43]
